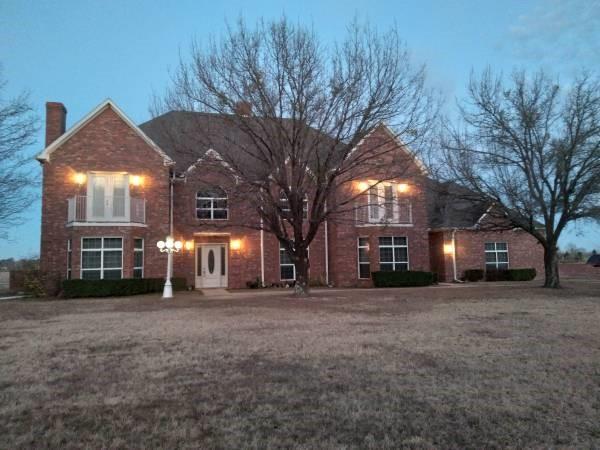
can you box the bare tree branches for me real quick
[153,17,438,294]
[440,68,600,288]
[0,70,39,239]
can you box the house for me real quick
[37,99,544,294]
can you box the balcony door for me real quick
[87,173,129,222]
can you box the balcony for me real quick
[67,195,146,225]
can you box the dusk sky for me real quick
[1,0,599,259]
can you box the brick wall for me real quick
[40,106,171,294]
[430,229,545,282]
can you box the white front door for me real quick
[87,173,129,221]
[195,244,227,288]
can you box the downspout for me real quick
[260,218,265,287]
[169,170,174,236]
[451,228,463,283]
[324,218,329,286]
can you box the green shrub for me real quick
[61,277,187,299]
[464,269,484,282]
[371,271,436,287]
[23,270,46,297]
[485,268,536,282]
[507,268,537,281]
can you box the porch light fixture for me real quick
[230,239,242,251]
[357,181,370,192]
[157,236,182,299]
[184,240,194,251]
[443,243,455,255]
[73,173,87,185]
[397,183,409,193]
[130,175,143,187]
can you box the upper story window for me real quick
[196,187,228,220]
[279,191,308,219]
[67,172,146,225]
[367,184,411,224]
[485,242,509,270]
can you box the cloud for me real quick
[507,0,600,71]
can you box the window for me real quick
[379,236,409,272]
[485,242,509,270]
[279,191,308,219]
[81,237,123,280]
[357,237,371,279]
[67,239,72,280]
[196,187,228,220]
[367,184,412,224]
[280,245,296,280]
[133,238,144,278]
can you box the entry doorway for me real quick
[195,244,228,288]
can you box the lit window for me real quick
[363,184,412,224]
[81,237,123,280]
[133,238,144,278]
[485,242,509,270]
[196,187,228,220]
[357,237,371,279]
[378,236,409,272]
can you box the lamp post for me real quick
[157,236,182,299]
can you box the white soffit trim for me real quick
[36,99,175,166]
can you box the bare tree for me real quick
[0,70,38,239]
[154,17,438,294]
[441,69,600,288]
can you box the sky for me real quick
[0,0,599,259]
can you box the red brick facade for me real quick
[38,101,545,293]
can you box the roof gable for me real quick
[36,99,174,166]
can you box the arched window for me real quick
[196,187,228,220]
[279,191,308,219]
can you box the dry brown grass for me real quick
[1,281,599,449]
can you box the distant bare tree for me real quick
[441,69,600,288]
[0,70,38,239]
[154,17,438,294]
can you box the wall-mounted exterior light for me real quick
[443,243,455,255]
[73,173,87,185]
[230,239,242,251]
[184,240,194,251]
[130,175,143,187]
[397,183,409,193]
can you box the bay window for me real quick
[81,237,123,280]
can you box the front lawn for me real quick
[1,281,599,448]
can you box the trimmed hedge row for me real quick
[464,269,485,282]
[485,268,537,282]
[372,271,436,287]
[62,278,187,299]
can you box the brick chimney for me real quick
[45,102,67,147]
[234,101,252,116]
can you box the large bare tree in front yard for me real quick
[155,18,438,294]
[441,69,600,288]
[0,70,38,239]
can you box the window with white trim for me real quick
[367,184,412,224]
[67,239,72,280]
[485,242,509,270]
[280,245,296,280]
[357,237,371,279]
[279,191,308,219]
[379,236,409,272]
[133,238,144,278]
[81,237,123,280]
[279,244,310,281]
[196,187,228,219]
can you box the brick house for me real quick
[37,99,544,294]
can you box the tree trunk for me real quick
[543,245,561,288]
[293,248,310,296]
